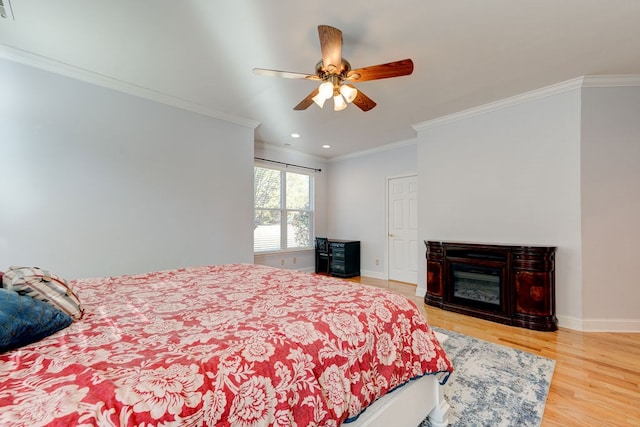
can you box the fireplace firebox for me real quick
[451,263,502,307]
[425,241,557,331]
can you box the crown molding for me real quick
[581,74,640,87]
[0,44,260,129]
[329,137,417,163]
[254,140,328,164]
[413,77,584,131]
[413,74,640,132]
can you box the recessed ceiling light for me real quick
[322,144,331,149]
[291,133,300,138]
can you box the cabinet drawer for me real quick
[331,263,346,273]
[332,248,345,259]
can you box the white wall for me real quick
[327,142,417,279]
[253,142,328,271]
[415,88,584,327]
[0,58,255,279]
[580,86,640,330]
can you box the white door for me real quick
[388,175,418,284]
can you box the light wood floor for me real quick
[348,276,640,427]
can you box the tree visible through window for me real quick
[254,165,313,252]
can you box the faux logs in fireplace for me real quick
[425,241,558,331]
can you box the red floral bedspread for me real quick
[0,264,452,426]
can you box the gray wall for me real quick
[0,58,255,279]
[580,86,640,330]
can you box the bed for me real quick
[0,264,452,426]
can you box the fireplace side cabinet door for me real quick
[425,241,444,307]
[511,247,558,331]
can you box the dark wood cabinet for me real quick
[315,239,360,278]
[425,241,557,331]
[329,240,360,278]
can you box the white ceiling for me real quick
[2,1,640,159]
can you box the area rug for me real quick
[420,327,555,427]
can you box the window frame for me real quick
[253,162,315,254]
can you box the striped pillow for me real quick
[2,266,84,320]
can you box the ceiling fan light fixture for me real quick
[318,81,334,100]
[339,84,357,103]
[312,93,326,108]
[333,94,347,111]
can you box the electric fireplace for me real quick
[425,241,557,331]
[451,263,501,307]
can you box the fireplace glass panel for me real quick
[452,264,500,306]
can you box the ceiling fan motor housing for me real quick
[315,59,352,81]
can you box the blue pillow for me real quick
[0,288,73,353]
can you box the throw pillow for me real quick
[2,266,84,320]
[0,288,73,353]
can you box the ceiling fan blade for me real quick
[348,85,377,111]
[253,68,320,80]
[318,25,342,72]
[347,59,414,82]
[293,87,320,110]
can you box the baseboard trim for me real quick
[581,318,640,333]
[556,315,583,331]
[360,270,387,280]
[557,315,640,332]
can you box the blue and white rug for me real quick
[421,327,555,427]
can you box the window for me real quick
[254,164,314,252]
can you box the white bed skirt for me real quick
[346,332,450,427]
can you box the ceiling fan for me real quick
[253,25,414,112]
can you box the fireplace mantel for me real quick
[425,241,557,331]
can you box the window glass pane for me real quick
[254,167,281,209]
[286,172,309,210]
[254,210,281,252]
[287,211,311,248]
[254,164,314,252]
